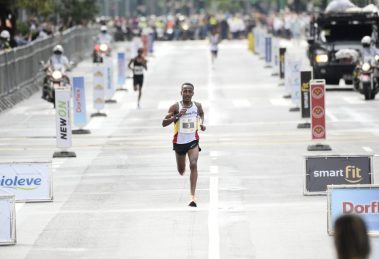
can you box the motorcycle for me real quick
[93,43,110,63]
[353,53,379,100]
[40,61,70,106]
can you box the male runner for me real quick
[209,28,220,64]
[128,48,147,108]
[162,83,206,207]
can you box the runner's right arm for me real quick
[128,58,134,70]
[162,104,178,127]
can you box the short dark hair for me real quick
[334,214,370,259]
[181,83,194,90]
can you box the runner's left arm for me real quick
[197,103,206,131]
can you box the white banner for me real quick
[105,57,115,99]
[285,57,292,94]
[0,162,52,202]
[291,60,302,106]
[93,64,106,111]
[0,191,15,245]
[55,88,72,149]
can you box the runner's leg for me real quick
[175,153,186,176]
[187,146,199,202]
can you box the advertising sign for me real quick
[55,87,72,149]
[93,64,106,111]
[272,38,279,74]
[265,36,272,65]
[0,190,16,245]
[72,77,87,128]
[310,80,326,140]
[328,185,379,235]
[279,48,286,79]
[300,71,312,118]
[290,60,301,106]
[105,58,115,100]
[305,155,373,194]
[0,162,53,202]
[117,52,126,87]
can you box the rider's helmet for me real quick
[361,36,371,48]
[0,30,10,41]
[100,25,107,33]
[53,44,64,55]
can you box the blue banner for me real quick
[72,77,87,127]
[265,36,272,64]
[117,52,126,86]
[329,186,379,234]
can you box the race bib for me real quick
[134,66,144,75]
[179,117,197,133]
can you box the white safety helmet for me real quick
[0,30,10,41]
[53,44,64,54]
[361,36,371,47]
[100,25,107,33]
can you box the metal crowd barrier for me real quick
[0,26,97,111]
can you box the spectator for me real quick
[334,214,370,259]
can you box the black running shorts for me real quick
[133,75,144,87]
[173,140,201,156]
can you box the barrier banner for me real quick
[300,71,312,118]
[273,38,279,74]
[284,58,292,94]
[279,48,286,79]
[93,64,106,111]
[105,58,115,100]
[290,60,301,106]
[265,36,272,65]
[328,185,379,235]
[0,190,15,245]
[305,155,373,194]
[55,87,72,149]
[117,52,126,87]
[310,80,326,140]
[0,162,53,202]
[72,77,87,128]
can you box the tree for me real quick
[57,0,99,25]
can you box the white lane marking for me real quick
[209,174,220,259]
[343,97,365,104]
[232,99,251,108]
[86,117,105,130]
[270,98,292,106]
[326,111,339,122]
[210,166,219,175]
[209,151,220,158]
[33,248,88,252]
[16,203,25,212]
[362,146,374,153]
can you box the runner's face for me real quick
[181,86,194,102]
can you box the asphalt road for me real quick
[1,39,379,259]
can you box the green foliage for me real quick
[58,0,99,24]
[16,0,55,16]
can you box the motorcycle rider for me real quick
[361,36,379,57]
[96,25,112,45]
[42,44,70,101]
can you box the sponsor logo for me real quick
[0,175,42,190]
[95,84,104,90]
[75,88,82,113]
[57,101,68,140]
[345,165,363,183]
[94,71,103,77]
[312,165,363,184]
[301,82,309,92]
[312,86,324,99]
[343,201,379,214]
[312,125,325,138]
[95,98,104,104]
[312,106,324,119]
